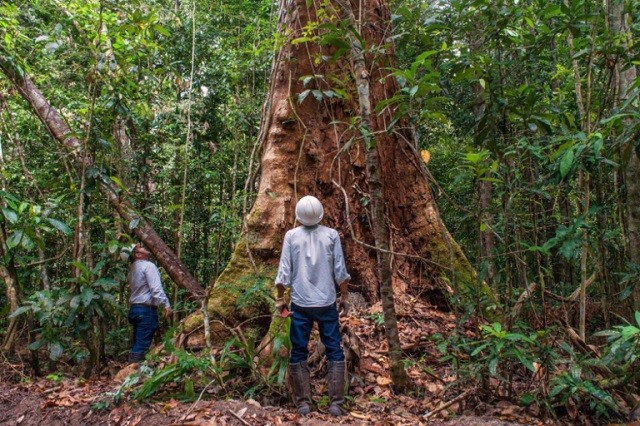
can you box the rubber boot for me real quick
[128,352,144,363]
[327,360,346,416]
[289,361,312,415]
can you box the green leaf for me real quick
[572,48,589,60]
[559,239,579,259]
[300,75,314,86]
[153,24,170,37]
[81,287,96,307]
[9,306,31,318]
[94,277,118,290]
[470,343,489,356]
[489,357,499,376]
[2,208,18,224]
[521,393,535,405]
[7,230,33,250]
[560,148,574,178]
[72,261,91,277]
[49,342,63,360]
[542,5,563,19]
[298,89,310,104]
[291,36,313,45]
[516,352,535,372]
[70,295,81,310]
[47,218,72,235]
[110,176,127,192]
[29,340,44,351]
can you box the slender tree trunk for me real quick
[335,0,408,391]
[0,53,205,299]
[467,26,496,295]
[565,2,592,338]
[0,111,19,354]
[0,228,20,354]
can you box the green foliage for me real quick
[1,0,273,375]
[0,191,72,254]
[595,312,640,378]
[550,365,620,419]
[235,275,272,311]
[131,349,210,400]
[366,312,385,326]
[114,325,289,402]
[547,316,640,420]
[472,322,539,378]
[436,322,548,391]
[434,313,640,420]
[11,262,122,361]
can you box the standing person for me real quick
[275,195,351,417]
[127,244,172,363]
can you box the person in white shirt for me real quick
[275,196,351,416]
[127,244,172,363]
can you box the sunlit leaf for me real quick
[2,208,18,224]
[560,148,574,178]
[47,218,72,235]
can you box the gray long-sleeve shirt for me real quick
[128,259,171,308]
[275,225,351,307]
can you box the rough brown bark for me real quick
[335,0,409,391]
[183,0,473,348]
[254,0,470,298]
[0,227,20,354]
[0,53,205,299]
[609,0,640,311]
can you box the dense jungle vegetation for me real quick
[1,0,639,423]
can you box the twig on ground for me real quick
[424,388,474,419]
[228,408,251,425]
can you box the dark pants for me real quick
[128,304,158,358]
[290,302,344,363]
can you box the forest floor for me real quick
[0,297,606,425]
[0,376,545,426]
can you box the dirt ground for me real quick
[0,298,567,425]
[0,377,539,426]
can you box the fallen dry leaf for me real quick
[376,376,393,386]
[350,411,371,420]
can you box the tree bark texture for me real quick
[609,1,640,311]
[335,0,408,390]
[0,53,205,299]
[182,0,474,344]
[0,225,20,354]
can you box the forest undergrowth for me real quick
[2,293,637,425]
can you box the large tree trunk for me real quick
[609,0,640,311]
[0,53,205,299]
[180,0,473,348]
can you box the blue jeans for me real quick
[128,305,158,358]
[290,302,344,363]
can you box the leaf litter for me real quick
[0,294,555,425]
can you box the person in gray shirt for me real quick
[127,244,172,363]
[275,195,351,417]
